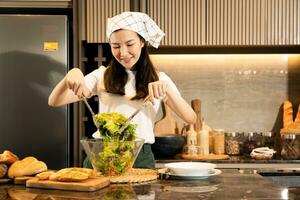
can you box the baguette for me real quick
[8,156,47,178]
[283,100,294,128]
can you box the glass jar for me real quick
[281,134,300,160]
[237,132,246,155]
[262,131,275,148]
[212,129,225,155]
[225,132,240,155]
[254,132,263,148]
[243,132,257,156]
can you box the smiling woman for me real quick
[48,11,196,169]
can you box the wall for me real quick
[150,54,300,133]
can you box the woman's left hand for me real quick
[147,80,168,103]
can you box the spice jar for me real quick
[281,134,300,160]
[225,132,240,155]
[212,129,225,155]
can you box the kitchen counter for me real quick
[156,157,300,169]
[0,171,297,199]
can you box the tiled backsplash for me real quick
[150,54,300,133]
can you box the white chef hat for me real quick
[106,12,165,48]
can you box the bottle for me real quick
[186,124,197,145]
[198,122,209,155]
[183,124,198,155]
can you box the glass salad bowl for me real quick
[80,138,144,176]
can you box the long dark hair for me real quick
[104,41,159,100]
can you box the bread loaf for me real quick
[0,150,19,165]
[0,164,7,178]
[283,100,294,128]
[8,156,47,178]
[49,167,97,182]
[294,105,300,129]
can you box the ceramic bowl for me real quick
[151,135,185,158]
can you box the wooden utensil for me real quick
[191,99,202,132]
[154,102,178,136]
[181,154,229,160]
[118,96,151,134]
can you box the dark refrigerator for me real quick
[0,15,70,169]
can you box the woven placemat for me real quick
[109,168,158,183]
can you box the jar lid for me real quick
[263,132,272,137]
[244,132,254,137]
[212,128,225,134]
[282,134,296,139]
[226,132,236,137]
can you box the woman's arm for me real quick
[48,68,91,107]
[147,80,196,124]
[164,88,196,124]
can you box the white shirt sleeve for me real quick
[84,66,106,96]
[158,72,181,95]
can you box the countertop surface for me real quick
[0,171,298,200]
[156,155,300,163]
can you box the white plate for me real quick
[159,168,222,180]
[164,162,216,176]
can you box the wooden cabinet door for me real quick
[207,0,300,46]
[144,0,300,46]
[143,0,206,46]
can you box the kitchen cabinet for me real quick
[143,0,300,46]
[207,0,300,46]
[0,0,71,8]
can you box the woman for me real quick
[48,12,196,168]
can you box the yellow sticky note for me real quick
[44,42,58,51]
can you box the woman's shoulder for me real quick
[96,65,107,73]
[158,71,171,80]
[87,65,107,76]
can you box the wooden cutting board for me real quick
[0,178,11,184]
[154,102,178,136]
[181,154,229,160]
[14,176,33,184]
[26,177,110,192]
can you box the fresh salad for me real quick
[93,112,139,176]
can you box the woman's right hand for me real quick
[65,68,90,98]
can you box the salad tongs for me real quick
[82,98,98,128]
[117,96,151,134]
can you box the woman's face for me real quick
[109,29,145,70]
